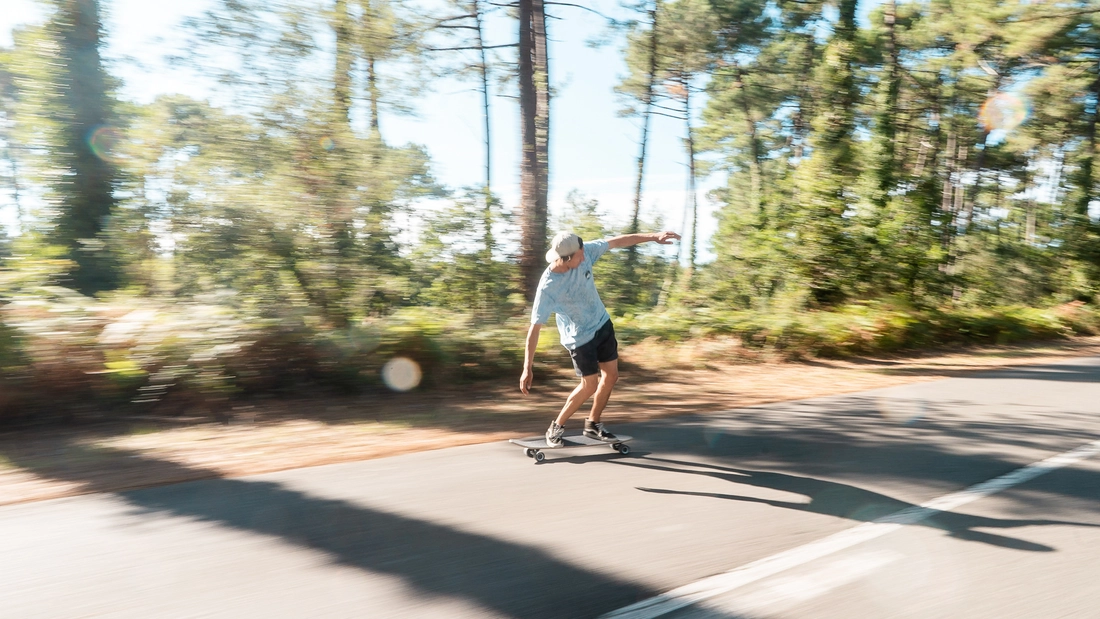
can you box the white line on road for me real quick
[709,550,901,617]
[601,438,1100,619]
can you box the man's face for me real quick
[561,247,585,270]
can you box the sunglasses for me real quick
[561,238,584,260]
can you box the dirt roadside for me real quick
[2,337,1099,507]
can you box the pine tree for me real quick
[44,0,121,295]
[518,0,551,302]
[792,0,861,305]
[616,0,662,303]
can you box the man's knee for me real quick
[578,375,599,395]
[600,368,618,387]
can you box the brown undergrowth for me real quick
[2,336,1099,506]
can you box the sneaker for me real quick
[583,419,617,442]
[545,422,565,447]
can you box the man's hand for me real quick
[520,366,533,395]
[521,323,541,395]
[654,231,681,244]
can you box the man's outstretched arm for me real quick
[520,323,542,395]
[607,231,681,249]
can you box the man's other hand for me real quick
[520,367,533,395]
[655,231,681,244]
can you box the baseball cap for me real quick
[545,232,583,262]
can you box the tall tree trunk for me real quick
[921,76,944,185]
[962,72,1003,231]
[1049,145,1066,206]
[788,32,815,213]
[1071,58,1099,220]
[953,144,967,216]
[332,0,354,253]
[633,4,655,241]
[533,0,550,254]
[3,145,21,234]
[939,65,959,255]
[357,0,393,271]
[367,55,381,137]
[333,0,353,124]
[49,0,120,295]
[625,2,659,301]
[326,0,358,326]
[733,64,763,218]
[518,0,544,302]
[791,33,815,162]
[361,0,382,138]
[874,0,900,205]
[940,129,957,248]
[474,0,492,199]
[473,0,494,259]
[683,80,697,278]
[1026,200,1036,244]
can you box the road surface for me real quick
[1,357,1098,618]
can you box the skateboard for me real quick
[509,434,633,463]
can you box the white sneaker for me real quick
[545,422,565,447]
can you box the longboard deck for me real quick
[510,434,633,449]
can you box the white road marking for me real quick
[601,438,1100,619]
[708,550,901,617]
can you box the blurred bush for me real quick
[0,283,1096,423]
[614,300,1099,360]
[0,289,533,421]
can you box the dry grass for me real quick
[2,336,1099,506]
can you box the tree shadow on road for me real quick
[619,392,1100,509]
[0,440,679,619]
[624,456,1100,553]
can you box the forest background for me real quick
[0,0,1099,421]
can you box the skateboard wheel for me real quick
[611,443,622,450]
[617,444,631,455]
[525,448,536,458]
[534,451,545,463]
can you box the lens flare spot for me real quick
[320,136,336,151]
[382,357,422,392]
[979,92,1029,132]
[87,126,124,163]
[876,396,927,425]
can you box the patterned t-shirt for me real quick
[531,239,611,350]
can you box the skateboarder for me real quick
[520,230,681,446]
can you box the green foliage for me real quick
[0,317,22,369]
[615,301,1099,360]
[688,0,1100,311]
[409,188,521,315]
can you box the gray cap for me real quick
[545,232,582,262]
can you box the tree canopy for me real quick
[0,0,1098,318]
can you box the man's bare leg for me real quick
[587,359,619,423]
[554,374,599,427]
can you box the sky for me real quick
[0,0,714,261]
[0,1,882,260]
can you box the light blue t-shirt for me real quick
[531,239,611,350]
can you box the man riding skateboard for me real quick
[520,230,682,446]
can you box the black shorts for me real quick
[568,319,618,377]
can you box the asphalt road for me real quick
[2,357,1099,618]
